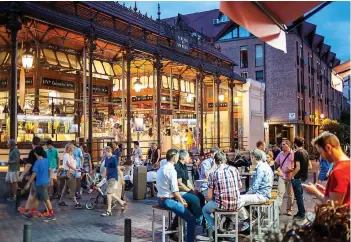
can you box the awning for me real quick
[220,1,328,53]
[333,60,351,80]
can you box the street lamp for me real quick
[320,113,325,119]
[218,91,224,102]
[22,48,34,70]
[134,78,143,93]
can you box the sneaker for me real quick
[36,211,50,218]
[42,215,56,222]
[18,207,28,214]
[75,203,82,209]
[7,197,16,202]
[58,202,68,207]
[240,221,250,232]
[196,235,211,241]
[22,212,33,219]
[101,211,112,217]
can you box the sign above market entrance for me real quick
[175,30,190,54]
[41,77,75,90]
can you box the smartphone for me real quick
[301,183,309,188]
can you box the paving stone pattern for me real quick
[0,173,319,242]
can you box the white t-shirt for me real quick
[63,153,77,172]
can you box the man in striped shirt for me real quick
[202,151,242,231]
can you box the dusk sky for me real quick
[122,1,350,62]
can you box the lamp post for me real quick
[264,121,269,146]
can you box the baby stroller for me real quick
[82,168,118,210]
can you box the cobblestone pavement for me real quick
[0,173,320,242]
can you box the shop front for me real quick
[0,1,245,163]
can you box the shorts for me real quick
[30,182,37,196]
[83,166,90,173]
[50,169,57,179]
[5,171,20,183]
[36,184,49,201]
[106,178,118,194]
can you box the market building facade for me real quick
[0,1,245,162]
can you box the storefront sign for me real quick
[172,119,197,125]
[208,102,228,108]
[42,77,75,90]
[161,95,178,103]
[0,80,8,88]
[83,84,109,93]
[17,77,33,87]
[112,97,127,103]
[132,95,153,102]
[175,30,190,54]
[159,109,173,115]
[134,118,144,132]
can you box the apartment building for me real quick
[165,10,345,145]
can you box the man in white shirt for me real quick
[200,147,220,180]
[156,149,196,242]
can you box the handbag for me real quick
[58,168,71,180]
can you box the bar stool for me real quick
[214,209,239,242]
[249,200,274,238]
[151,205,184,242]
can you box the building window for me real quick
[297,68,300,93]
[219,15,229,23]
[241,72,248,79]
[296,42,299,65]
[240,46,248,68]
[255,45,263,67]
[255,71,264,82]
[308,54,311,73]
[239,26,250,38]
[298,97,301,119]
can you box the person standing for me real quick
[6,139,20,201]
[132,141,143,164]
[72,140,83,198]
[291,137,309,220]
[317,156,333,185]
[147,142,161,169]
[303,132,350,205]
[46,139,60,199]
[112,141,122,159]
[22,146,55,221]
[101,146,126,216]
[58,143,81,208]
[18,136,47,214]
[272,144,281,160]
[156,149,196,242]
[275,140,294,216]
[186,129,194,150]
[256,140,267,161]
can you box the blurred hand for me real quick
[315,183,326,193]
[24,182,30,191]
[302,182,318,196]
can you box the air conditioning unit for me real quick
[320,94,324,99]
[213,19,219,25]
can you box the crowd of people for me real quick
[5,136,125,221]
[4,130,349,240]
[155,132,350,241]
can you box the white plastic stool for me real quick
[151,205,184,242]
[214,209,239,242]
[249,200,274,238]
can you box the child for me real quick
[80,145,93,194]
[23,146,55,222]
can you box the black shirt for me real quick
[147,148,160,164]
[27,146,47,175]
[273,148,281,160]
[174,161,189,185]
[294,148,309,181]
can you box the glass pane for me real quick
[0,52,7,65]
[239,26,250,37]
[162,76,169,89]
[103,62,113,76]
[140,76,148,89]
[67,54,80,70]
[43,49,58,65]
[56,52,70,68]
[173,78,179,91]
[94,60,105,74]
[180,80,185,92]
[255,45,263,67]
[190,82,195,94]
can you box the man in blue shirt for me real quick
[101,146,126,216]
[23,146,55,222]
[238,149,273,231]
[72,140,83,198]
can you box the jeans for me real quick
[202,200,217,231]
[171,192,203,229]
[291,179,305,217]
[158,198,196,242]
